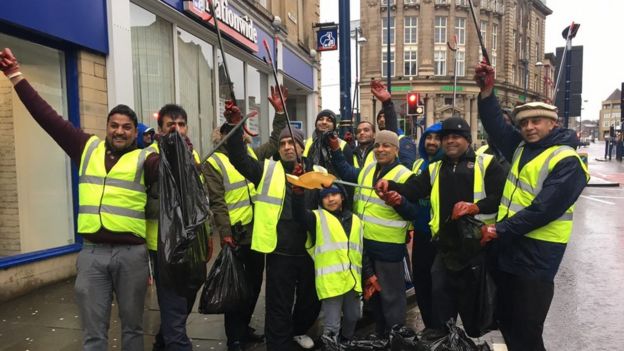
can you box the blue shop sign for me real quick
[317,27,338,52]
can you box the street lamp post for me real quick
[351,27,367,126]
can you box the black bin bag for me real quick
[417,320,492,351]
[436,216,484,272]
[157,132,211,294]
[199,245,251,314]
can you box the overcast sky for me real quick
[319,0,622,122]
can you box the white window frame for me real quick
[382,50,395,77]
[404,16,418,44]
[434,49,447,76]
[492,23,498,51]
[435,16,447,44]
[382,16,395,46]
[455,50,465,77]
[455,17,466,45]
[480,21,487,48]
[404,47,418,76]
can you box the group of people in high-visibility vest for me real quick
[2,45,589,351]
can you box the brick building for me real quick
[358,0,552,143]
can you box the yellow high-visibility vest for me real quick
[498,144,589,243]
[354,162,413,244]
[206,147,259,226]
[412,158,425,175]
[251,160,286,253]
[308,209,363,299]
[77,136,151,238]
[428,153,495,236]
[353,150,376,169]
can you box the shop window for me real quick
[0,33,74,256]
[246,66,269,147]
[177,29,215,155]
[130,3,175,130]
[218,53,246,126]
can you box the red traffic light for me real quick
[407,93,420,115]
[409,94,417,102]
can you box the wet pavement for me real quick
[1,141,622,351]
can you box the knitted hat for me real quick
[279,128,305,148]
[441,117,472,142]
[316,109,337,130]
[320,184,345,199]
[513,102,558,122]
[374,130,399,148]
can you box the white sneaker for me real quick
[293,334,315,349]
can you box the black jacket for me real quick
[223,124,307,256]
[478,93,589,282]
[388,148,506,224]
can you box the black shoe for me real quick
[246,327,265,342]
[228,341,244,351]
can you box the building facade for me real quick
[598,89,622,140]
[359,0,551,143]
[0,0,320,301]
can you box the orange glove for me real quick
[451,201,480,220]
[224,100,242,125]
[480,224,498,246]
[370,80,391,102]
[363,275,382,301]
[375,179,390,197]
[222,235,237,248]
[0,48,20,77]
[474,60,495,93]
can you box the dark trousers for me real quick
[497,272,554,351]
[265,253,320,351]
[150,251,202,351]
[224,244,265,346]
[370,260,407,335]
[411,232,436,328]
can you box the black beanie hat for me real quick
[316,109,337,130]
[441,117,472,143]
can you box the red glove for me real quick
[451,202,480,220]
[268,85,288,113]
[326,133,341,151]
[183,135,194,151]
[343,131,354,144]
[224,100,242,125]
[375,179,390,197]
[222,235,237,248]
[370,80,391,102]
[480,224,498,246]
[0,48,21,77]
[363,275,382,301]
[383,191,403,207]
[293,163,304,176]
[474,60,495,93]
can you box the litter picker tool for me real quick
[286,166,376,191]
[207,0,257,137]
[200,110,258,165]
[467,0,490,65]
[262,39,301,165]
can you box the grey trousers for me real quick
[371,260,407,335]
[74,243,149,351]
[321,289,361,339]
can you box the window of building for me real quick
[382,50,395,77]
[404,48,418,76]
[246,66,270,147]
[492,23,498,51]
[536,42,540,62]
[434,50,446,76]
[0,33,74,256]
[404,16,418,44]
[130,3,175,130]
[435,0,448,4]
[176,29,215,155]
[382,17,395,45]
[381,0,396,6]
[456,50,465,76]
[512,64,516,84]
[404,0,419,4]
[491,54,497,78]
[456,0,468,5]
[435,16,447,44]
[480,21,487,47]
[455,18,466,45]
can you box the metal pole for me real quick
[563,40,572,128]
[386,2,392,92]
[339,0,352,130]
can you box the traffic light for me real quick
[407,92,424,116]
